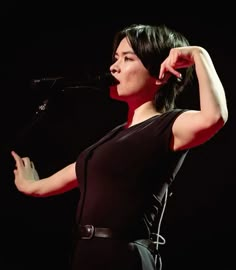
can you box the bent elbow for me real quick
[200,110,228,141]
[221,108,229,125]
[208,111,228,135]
[214,108,228,129]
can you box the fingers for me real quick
[11,151,23,168]
[31,161,35,169]
[159,47,192,81]
[22,157,32,167]
[159,68,182,83]
[11,150,18,159]
[11,151,32,168]
[159,59,182,80]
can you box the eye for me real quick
[124,56,132,61]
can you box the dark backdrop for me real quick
[0,3,235,270]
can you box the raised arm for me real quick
[159,46,228,150]
[11,150,78,197]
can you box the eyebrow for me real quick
[114,51,136,57]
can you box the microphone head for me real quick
[91,72,119,87]
[29,73,118,94]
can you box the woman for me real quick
[11,24,228,270]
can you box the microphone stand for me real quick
[5,74,113,153]
[2,80,63,154]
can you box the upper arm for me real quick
[171,110,225,151]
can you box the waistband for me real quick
[77,225,159,255]
[78,225,113,239]
[77,224,148,241]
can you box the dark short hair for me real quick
[112,24,193,112]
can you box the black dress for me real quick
[71,109,188,270]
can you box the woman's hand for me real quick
[11,150,78,197]
[11,150,39,192]
[159,46,199,81]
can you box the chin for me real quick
[109,86,122,100]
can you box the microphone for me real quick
[30,72,118,91]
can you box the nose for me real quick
[110,60,120,74]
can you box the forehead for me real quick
[116,37,133,53]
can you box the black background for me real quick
[0,2,235,270]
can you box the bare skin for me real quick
[11,37,228,198]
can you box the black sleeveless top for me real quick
[75,109,188,239]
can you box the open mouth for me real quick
[108,74,119,86]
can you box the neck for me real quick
[125,101,160,128]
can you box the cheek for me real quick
[126,75,148,93]
[126,68,150,89]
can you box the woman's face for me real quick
[109,37,157,102]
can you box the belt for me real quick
[78,225,115,240]
[77,225,158,255]
[77,225,148,240]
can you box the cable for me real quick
[154,187,168,269]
